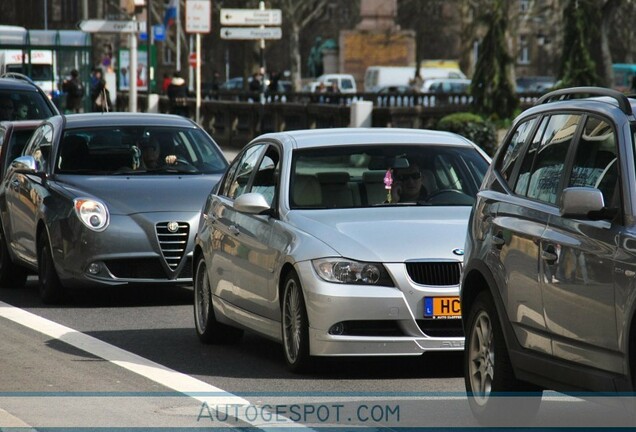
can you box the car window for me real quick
[496,117,538,187]
[53,126,227,175]
[0,90,56,120]
[225,144,266,200]
[568,116,619,207]
[24,123,53,171]
[249,146,280,207]
[290,144,489,209]
[518,114,582,205]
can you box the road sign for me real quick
[189,52,198,67]
[220,27,282,40]
[185,0,211,33]
[220,8,282,26]
[78,20,145,33]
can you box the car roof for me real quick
[0,77,45,91]
[59,113,198,128]
[256,127,476,149]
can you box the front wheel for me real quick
[193,255,243,344]
[37,231,64,304]
[282,271,312,373]
[464,290,542,425]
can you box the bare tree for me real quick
[271,0,334,90]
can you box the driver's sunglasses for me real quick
[396,172,421,181]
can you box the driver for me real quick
[138,136,177,169]
[391,162,428,203]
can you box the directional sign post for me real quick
[220,27,282,40]
[220,8,282,26]
[78,20,146,33]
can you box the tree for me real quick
[470,0,517,120]
[269,0,334,90]
[558,0,600,87]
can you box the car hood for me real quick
[287,206,470,263]
[55,175,220,215]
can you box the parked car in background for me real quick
[421,78,471,93]
[515,75,555,93]
[193,128,490,372]
[461,87,636,423]
[0,113,228,303]
[308,73,358,93]
[0,73,59,120]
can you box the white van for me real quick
[364,65,467,92]
[313,74,357,93]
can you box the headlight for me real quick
[312,258,394,286]
[73,198,109,232]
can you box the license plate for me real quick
[424,296,461,319]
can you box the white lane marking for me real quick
[0,301,302,428]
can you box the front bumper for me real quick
[295,261,464,357]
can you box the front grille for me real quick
[156,222,189,270]
[406,261,461,286]
[104,257,193,280]
[416,319,464,337]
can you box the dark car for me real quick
[0,113,228,303]
[0,73,60,120]
[461,87,636,423]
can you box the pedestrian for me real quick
[167,72,188,116]
[162,72,172,94]
[62,69,84,113]
[90,69,112,112]
[267,71,280,93]
[249,72,262,92]
[630,75,636,94]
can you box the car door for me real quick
[493,114,582,355]
[207,143,267,309]
[5,122,53,264]
[540,115,622,373]
[229,144,287,323]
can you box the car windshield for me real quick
[290,144,489,209]
[55,126,227,175]
[0,90,56,120]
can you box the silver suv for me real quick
[461,87,636,420]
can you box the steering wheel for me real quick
[426,189,472,205]
[171,158,198,172]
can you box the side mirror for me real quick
[560,187,607,220]
[11,155,39,174]
[234,192,271,215]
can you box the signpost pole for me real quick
[259,0,266,103]
[130,29,138,113]
[196,33,201,124]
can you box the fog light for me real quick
[87,262,101,275]
[329,322,345,335]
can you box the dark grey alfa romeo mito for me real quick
[0,113,228,303]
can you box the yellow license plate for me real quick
[424,296,461,319]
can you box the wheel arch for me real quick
[278,262,297,309]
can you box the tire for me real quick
[0,225,27,288]
[464,290,542,425]
[282,271,312,373]
[193,255,243,344]
[37,231,64,304]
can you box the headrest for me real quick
[316,171,350,184]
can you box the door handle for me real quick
[229,225,240,235]
[492,232,505,248]
[541,245,558,263]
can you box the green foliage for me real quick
[470,0,518,120]
[436,112,498,156]
[557,0,600,87]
